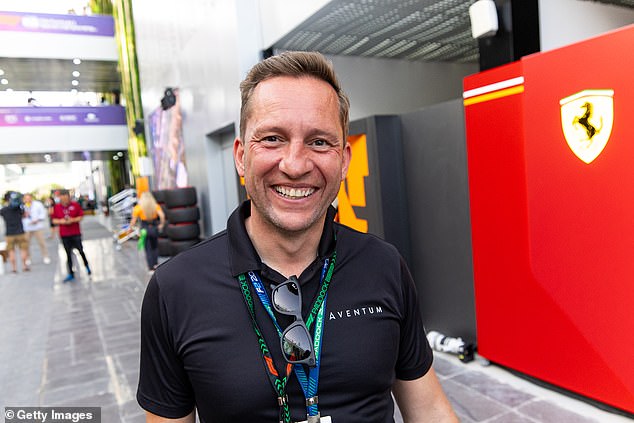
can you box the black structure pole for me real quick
[477,0,541,71]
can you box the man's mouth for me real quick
[274,186,315,199]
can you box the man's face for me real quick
[23,194,32,204]
[60,194,70,206]
[235,76,351,235]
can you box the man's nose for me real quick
[279,141,313,177]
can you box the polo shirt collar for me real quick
[227,200,336,277]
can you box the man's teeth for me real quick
[275,187,315,198]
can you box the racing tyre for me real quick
[167,223,200,241]
[152,189,168,204]
[165,206,200,224]
[158,237,173,257]
[165,187,197,208]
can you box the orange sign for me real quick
[337,134,369,232]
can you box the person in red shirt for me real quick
[51,190,91,282]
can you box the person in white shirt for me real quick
[22,193,51,264]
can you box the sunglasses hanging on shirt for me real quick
[272,276,316,367]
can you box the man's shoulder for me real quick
[70,202,83,214]
[334,222,399,255]
[31,200,46,214]
[151,230,231,298]
[157,230,229,275]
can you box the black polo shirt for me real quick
[137,201,433,422]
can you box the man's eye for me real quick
[311,139,328,147]
[262,136,279,143]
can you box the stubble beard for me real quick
[253,197,329,237]
[249,183,339,238]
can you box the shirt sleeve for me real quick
[32,203,45,221]
[137,275,196,418]
[394,256,434,380]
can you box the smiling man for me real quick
[137,51,457,423]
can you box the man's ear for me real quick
[341,142,352,181]
[234,138,245,177]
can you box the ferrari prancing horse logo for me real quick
[560,89,614,164]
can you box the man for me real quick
[51,190,91,282]
[22,193,51,264]
[137,51,457,422]
[1,191,30,273]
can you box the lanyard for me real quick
[295,254,335,418]
[238,273,293,423]
[238,252,336,422]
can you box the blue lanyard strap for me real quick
[242,251,336,419]
[294,254,335,416]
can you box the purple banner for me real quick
[0,106,127,127]
[0,11,114,36]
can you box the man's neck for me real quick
[245,214,324,278]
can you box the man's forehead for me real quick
[255,75,334,94]
[241,75,345,143]
[249,78,340,119]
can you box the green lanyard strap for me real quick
[306,253,336,329]
[238,273,292,423]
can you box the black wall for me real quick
[349,116,411,265]
[400,99,476,344]
[347,104,476,344]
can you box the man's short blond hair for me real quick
[239,51,350,142]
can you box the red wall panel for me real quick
[465,25,634,414]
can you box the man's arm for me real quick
[51,216,82,225]
[146,410,195,423]
[74,204,84,222]
[34,202,47,222]
[157,206,166,231]
[392,368,459,423]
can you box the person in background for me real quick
[51,190,91,282]
[137,51,458,422]
[1,191,30,273]
[129,191,166,273]
[47,192,61,238]
[22,193,51,265]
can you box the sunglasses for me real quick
[271,276,316,367]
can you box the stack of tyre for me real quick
[152,187,201,257]
[151,189,171,258]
